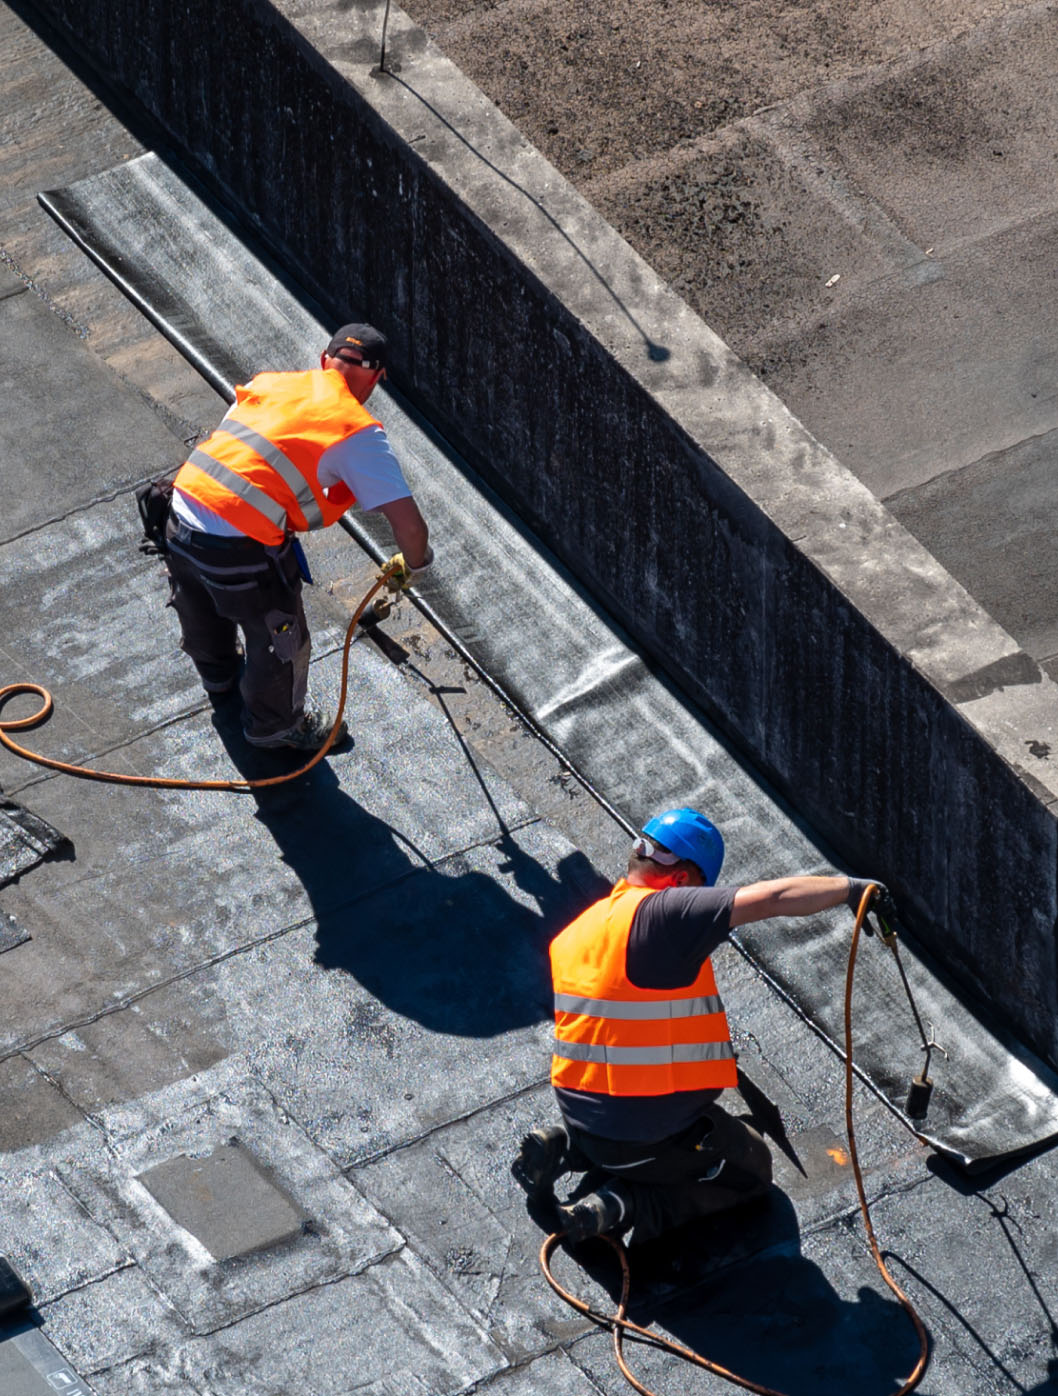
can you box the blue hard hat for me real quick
[641,808,724,886]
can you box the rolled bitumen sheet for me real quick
[39,151,1058,1170]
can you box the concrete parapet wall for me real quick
[27,0,1058,1063]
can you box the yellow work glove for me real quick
[383,548,433,592]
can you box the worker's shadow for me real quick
[556,1190,929,1396]
[210,702,607,1036]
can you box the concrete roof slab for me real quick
[204,827,601,1164]
[583,120,908,349]
[756,207,1058,499]
[409,0,1026,183]
[796,6,1058,252]
[26,988,232,1117]
[888,427,1058,666]
[0,1150,129,1305]
[127,1252,505,1396]
[56,1061,400,1332]
[35,1265,189,1381]
[0,7,140,217]
[0,276,187,541]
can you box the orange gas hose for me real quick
[0,567,394,791]
[539,885,930,1396]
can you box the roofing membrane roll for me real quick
[40,151,1058,1169]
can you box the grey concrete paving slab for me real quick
[0,271,189,541]
[89,1253,506,1396]
[138,1146,306,1262]
[0,1322,95,1396]
[888,428,1058,669]
[56,1060,400,1332]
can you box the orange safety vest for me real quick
[173,369,380,544]
[550,880,737,1096]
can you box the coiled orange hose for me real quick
[0,567,394,791]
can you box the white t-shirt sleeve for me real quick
[317,425,413,512]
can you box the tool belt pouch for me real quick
[135,475,175,556]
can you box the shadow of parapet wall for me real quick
[24,0,1058,1064]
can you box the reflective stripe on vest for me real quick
[553,993,724,1020]
[552,1038,736,1066]
[185,447,289,533]
[212,421,325,530]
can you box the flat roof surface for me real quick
[401,0,1058,678]
[1,3,1058,1394]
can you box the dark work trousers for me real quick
[567,1101,773,1244]
[164,519,310,741]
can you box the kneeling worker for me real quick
[165,324,432,750]
[512,808,890,1243]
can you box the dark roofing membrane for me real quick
[38,152,1058,1170]
[0,795,70,888]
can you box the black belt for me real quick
[166,519,274,552]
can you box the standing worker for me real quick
[512,808,892,1244]
[164,324,432,750]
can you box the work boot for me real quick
[511,1125,570,1199]
[244,709,348,751]
[556,1183,630,1243]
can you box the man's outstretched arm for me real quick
[730,875,888,928]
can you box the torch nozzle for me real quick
[905,1073,934,1120]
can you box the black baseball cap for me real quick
[325,323,387,370]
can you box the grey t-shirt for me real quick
[555,884,737,1141]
